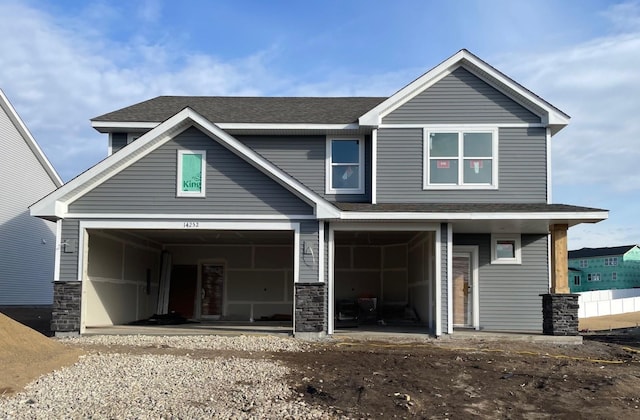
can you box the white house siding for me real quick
[0,98,59,305]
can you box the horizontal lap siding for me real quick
[383,67,540,124]
[0,105,58,304]
[239,135,371,203]
[377,127,546,203]
[69,127,312,215]
[299,220,320,283]
[60,219,79,281]
[454,233,548,332]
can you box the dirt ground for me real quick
[3,310,640,418]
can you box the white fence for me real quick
[578,288,640,318]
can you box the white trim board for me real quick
[31,107,341,220]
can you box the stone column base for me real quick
[52,281,81,335]
[541,293,579,336]
[294,283,327,336]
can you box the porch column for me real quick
[542,223,579,336]
[550,224,569,293]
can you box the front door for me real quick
[200,263,224,318]
[452,252,472,327]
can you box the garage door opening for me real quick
[332,230,436,334]
[83,228,295,331]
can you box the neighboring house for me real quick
[568,245,640,293]
[31,50,607,337]
[0,89,63,306]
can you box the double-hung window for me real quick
[326,137,364,194]
[423,128,498,189]
[177,150,206,197]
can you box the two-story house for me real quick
[569,245,640,293]
[30,50,607,337]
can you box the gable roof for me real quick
[0,89,62,187]
[359,49,570,135]
[31,107,340,220]
[91,97,386,131]
[568,245,639,259]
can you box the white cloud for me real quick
[0,1,283,181]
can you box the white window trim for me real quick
[491,233,522,265]
[325,136,365,195]
[423,126,499,190]
[176,150,206,198]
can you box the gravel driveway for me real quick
[0,335,334,419]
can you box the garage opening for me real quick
[83,228,295,330]
[333,230,436,333]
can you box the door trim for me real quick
[452,246,479,330]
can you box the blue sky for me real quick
[1,0,639,249]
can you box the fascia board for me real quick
[339,210,608,222]
[359,50,465,126]
[0,89,63,187]
[31,109,194,218]
[91,121,360,132]
[359,50,571,130]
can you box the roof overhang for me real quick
[31,107,341,220]
[358,49,570,135]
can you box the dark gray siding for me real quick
[454,233,548,332]
[440,223,448,334]
[239,135,371,203]
[111,133,127,154]
[70,127,313,215]
[299,220,320,283]
[377,127,547,203]
[60,219,79,281]
[383,67,540,124]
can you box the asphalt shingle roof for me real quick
[568,245,638,259]
[92,96,387,124]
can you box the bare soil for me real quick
[3,310,640,419]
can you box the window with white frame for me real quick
[587,273,601,282]
[423,128,498,189]
[491,234,521,264]
[326,137,364,194]
[579,259,589,268]
[604,257,618,266]
[177,150,206,197]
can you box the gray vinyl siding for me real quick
[70,127,313,215]
[59,219,80,281]
[377,127,546,203]
[299,220,320,283]
[454,233,549,332]
[440,223,448,334]
[239,135,372,203]
[110,133,127,154]
[0,101,59,305]
[383,67,540,124]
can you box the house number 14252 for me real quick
[183,221,199,228]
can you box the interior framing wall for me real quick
[167,243,294,321]
[407,231,435,329]
[83,231,161,328]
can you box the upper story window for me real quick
[423,128,498,189]
[177,150,206,197]
[604,257,618,266]
[326,137,364,194]
[579,259,589,268]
